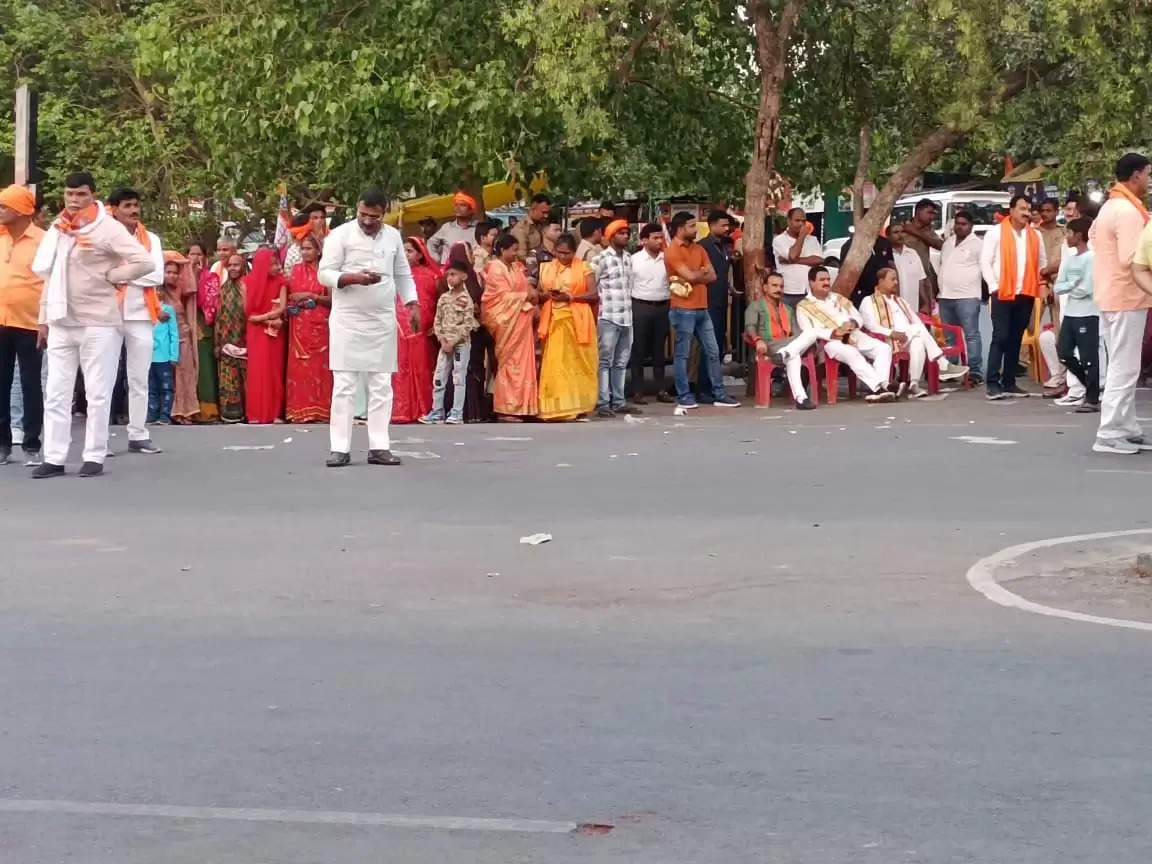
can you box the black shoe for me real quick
[795,398,816,411]
[326,451,351,468]
[986,385,1005,401]
[367,449,402,466]
[656,392,676,404]
[1004,386,1031,398]
[1075,402,1100,413]
[78,461,104,478]
[596,408,616,418]
[31,462,65,479]
[969,374,985,386]
[631,395,649,405]
[0,445,10,465]
[129,438,162,454]
[616,405,643,415]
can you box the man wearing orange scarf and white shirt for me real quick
[1096,153,1152,455]
[30,172,154,479]
[979,195,1047,400]
[107,187,165,455]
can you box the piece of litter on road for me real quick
[874,425,891,430]
[886,416,896,420]
[454,442,465,446]
[788,430,798,434]
[627,452,639,457]
[759,415,783,420]
[950,435,1017,446]
[179,565,191,572]
[623,414,647,425]
[485,435,534,442]
[392,450,441,459]
[919,394,949,402]
[486,572,500,578]
[282,437,293,443]
[391,436,426,444]
[520,533,552,545]
[740,439,758,443]
[555,462,572,468]
[745,450,758,455]
[673,405,688,416]
[222,445,275,451]
[663,430,671,434]
[968,420,976,424]
[609,454,619,459]
[839,427,846,431]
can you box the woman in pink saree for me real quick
[481,233,538,418]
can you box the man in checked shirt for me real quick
[594,219,639,418]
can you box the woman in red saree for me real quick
[244,248,288,423]
[392,236,440,422]
[481,233,538,418]
[285,235,332,422]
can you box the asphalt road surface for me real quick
[3,389,1152,863]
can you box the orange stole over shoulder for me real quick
[997,220,1040,302]
[537,259,595,344]
[1109,182,1151,224]
[114,222,162,322]
[764,298,791,340]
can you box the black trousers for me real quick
[0,325,43,450]
[1057,314,1100,404]
[630,298,669,396]
[987,295,1035,390]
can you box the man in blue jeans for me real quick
[936,210,985,384]
[664,211,741,409]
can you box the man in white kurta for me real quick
[860,267,968,397]
[796,266,895,403]
[317,192,420,467]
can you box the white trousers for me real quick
[776,329,821,401]
[43,324,123,465]
[1098,310,1145,441]
[906,328,944,383]
[1039,328,1068,389]
[122,319,153,441]
[823,331,892,393]
[330,370,393,453]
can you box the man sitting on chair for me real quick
[797,266,896,403]
[860,267,969,398]
[745,270,821,410]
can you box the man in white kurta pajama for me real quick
[318,191,420,467]
[796,265,896,403]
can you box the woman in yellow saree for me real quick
[481,233,539,419]
[536,233,599,420]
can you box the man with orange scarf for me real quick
[30,171,153,478]
[1097,153,1152,455]
[428,192,478,265]
[745,270,821,409]
[979,195,1047,400]
[107,187,165,455]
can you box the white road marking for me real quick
[392,450,440,460]
[0,798,580,835]
[222,445,274,451]
[1087,469,1152,475]
[966,528,1152,632]
[485,436,533,442]
[950,435,1017,445]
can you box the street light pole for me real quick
[14,84,38,196]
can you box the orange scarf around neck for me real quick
[114,221,162,322]
[997,219,1040,302]
[1109,182,1151,224]
[54,204,100,234]
[763,298,792,340]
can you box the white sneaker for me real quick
[11,428,23,445]
[908,384,928,399]
[1053,394,1083,407]
[1126,436,1152,451]
[1094,438,1140,455]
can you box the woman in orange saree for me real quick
[536,233,599,420]
[481,234,538,419]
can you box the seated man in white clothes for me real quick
[860,267,969,397]
[745,270,822,410]
[796,266,896,403]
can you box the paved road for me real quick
[3,390,1152,863]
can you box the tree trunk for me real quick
[741,0,804,294]
[851,122,871,225]
[832,125,963,299]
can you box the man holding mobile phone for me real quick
[318,188,420,468]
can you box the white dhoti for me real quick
[775,328,821,401]
[121,319,154,442]
[906,329,945,383]
[330,371,393,452]
[1039,328,1067,389]
[1098,310,1145,442]
[823,331,892,393]
[43,324,123,465]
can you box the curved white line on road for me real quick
[966,528,1152,633]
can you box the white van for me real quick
[822,189,1010,265]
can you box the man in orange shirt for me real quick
[0,184,45,467]
[664,211,740,408]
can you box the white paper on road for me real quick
[486,436,533,442]
[221,445,275,451]
[520,533,553,545]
